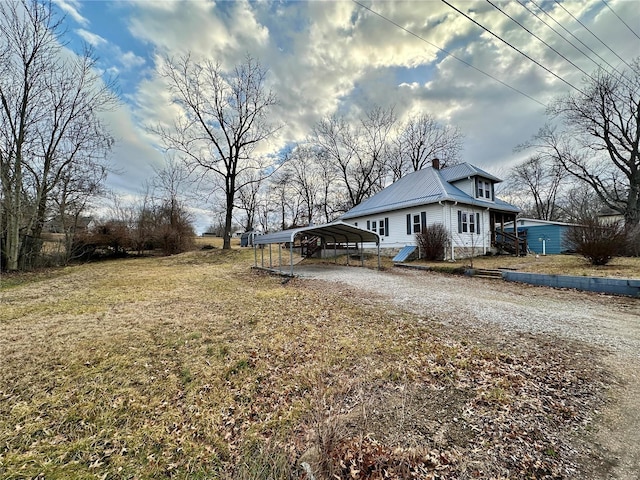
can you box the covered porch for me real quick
[490,210,527,256]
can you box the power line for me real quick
[441,0,585,95]
[487,0,595,83]
[553,0,634,70]
[350,0,546,107]
[601,0,640,42]
[520,0,625,79]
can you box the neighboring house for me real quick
[45,215,94,234]
[503,218,578,255]
[598,206,625,226]
[340,159,521,260]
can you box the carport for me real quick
[253,221,380,276]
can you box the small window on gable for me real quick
[484,181,491,199]
[477,179,484,198]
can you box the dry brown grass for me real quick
[0,247,612,478]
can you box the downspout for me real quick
[484,207,490,255]
[439,201,446,261]
[450,201,458,261]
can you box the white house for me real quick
[340,160,521,260]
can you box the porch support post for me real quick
[514,214,519,256]
[279,243,282,273]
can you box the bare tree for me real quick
[525,59,640,228]
[556,183,604,223]
[235,170,263,232]
[52,159,107,263]
[0,0,116,271]
[390,113,463,180]
[152,54,279,249]
[282,145,323,225]
[152,156,195,254]
[505,155,566,220]
[312,105,395,211]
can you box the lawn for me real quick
[415,253,640,278]
[0,246,612,479]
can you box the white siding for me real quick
[448,205,491,258]
[451,178,475,197]
[346,204,450,249]
[345,202,494,259]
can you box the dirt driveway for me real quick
[294,264,640,479]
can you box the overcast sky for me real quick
[52,0,639,231]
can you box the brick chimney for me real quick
[432,158,440,170]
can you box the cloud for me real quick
[120,51,146,70]
[81,0,636,229]
[76,28,107,47]
[53,0,88,26]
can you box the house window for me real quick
[484,181,491,199]
[458,211,481,234]
[407,212,426,234]
[377,217,389,236]
[476,178,493,200]
[371,220,377,233]
[413,214,421,233]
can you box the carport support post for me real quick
[279,243,282,273]
[290,242,294,276]
[254,244,257,267]
[269,243,272,268]
[346,243,349,266]
[377,243,381,270]
[261,245,264,268]
[360,242,364,267]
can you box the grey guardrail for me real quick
[501,271,640,297]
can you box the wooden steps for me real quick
[469,268,503,279]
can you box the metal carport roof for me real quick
[253,221,380,275]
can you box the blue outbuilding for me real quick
[504,218,578,255]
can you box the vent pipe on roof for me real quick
[432,158,440,170]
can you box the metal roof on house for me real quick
[254,221,380,245]
[341,164,519,220]
[440,163,502,183]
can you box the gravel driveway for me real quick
[294,264,640,357]
[293,264,640,478]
